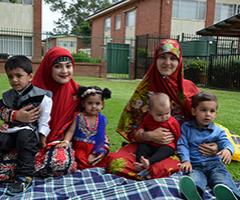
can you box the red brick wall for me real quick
[205,0,216,27]
[91,18,104,58]
[90,0,173,51]
[0,60,106,78]
[111,10,125,43]
[33,0,42,61]
[136,0,161,35]
[159,0,172,37]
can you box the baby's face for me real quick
[150,104,171,122]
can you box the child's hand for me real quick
[178,161,192,173]
[39,134,46,148]
[88,153,104,166]
[16,105,40,123]
[56,140,70,148]
[217,149,232,164]
[0,123,9,131]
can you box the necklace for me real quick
[83,112,99,131]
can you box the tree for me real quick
[44,0,112,36]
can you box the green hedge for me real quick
[72,51,101,64]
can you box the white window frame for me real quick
[173,0,206,20]
[104,17,111,31]
[125,9,136,27]
[115,15,121,30]
[215,3,237,22]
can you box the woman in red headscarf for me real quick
[32,47,80,176]
[107,39,217,179]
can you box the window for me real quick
[115,15,121,30]
[0,0,33,4]
[22,0,33,5]
[215,3,237,22]
[126,10,136,27]
[173,0,206,20]
[0,35,32,56]
[104,17,111,31]
[70,41,76,47]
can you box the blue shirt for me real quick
[177,120,234,164]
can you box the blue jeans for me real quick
[188,160,240,198]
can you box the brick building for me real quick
[0,0,42,60]
[86,0,240,59]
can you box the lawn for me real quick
[0,74,240,180]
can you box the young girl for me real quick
[58,86,111,169]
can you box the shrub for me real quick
[137,48,148,57]
[72,51,101,64]
[233,59,240,67]
[183,59,207,72]
[183,59,208,85]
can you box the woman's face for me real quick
[156,53,179,76]
[52,61,73,84]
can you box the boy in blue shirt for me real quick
[177,92,240,200]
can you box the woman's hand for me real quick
[15,105,40,123]
[199,142,218,156]
[88,153,104,166]
[56,140,70,148]
[144,127,175,144]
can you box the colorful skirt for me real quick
[107,143,180,180]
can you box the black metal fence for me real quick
[135,34,240,90]
[208,54,240,90]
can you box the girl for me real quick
[58,86,111,169]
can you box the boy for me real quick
[0,55,52,195]
[177,92,240,200]
[134,93,180,178]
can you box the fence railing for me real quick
[208,54,240,90]
[135,34,240,90]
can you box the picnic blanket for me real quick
[0,168,239,200]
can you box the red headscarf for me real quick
[117,39,199,141]
[32,47,80,143]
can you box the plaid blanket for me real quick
[0,168,239,200]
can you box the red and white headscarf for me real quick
[32,47,80,143]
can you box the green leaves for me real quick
[44,0,112,35]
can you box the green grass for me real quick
[1,74,240,180]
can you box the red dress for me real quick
[108,39,200,180]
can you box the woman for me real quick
[32,47,80,176]
[107,39,217,180]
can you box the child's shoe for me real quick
[179,176,202,200]
[213,184,238,200]
[6,176,32,196]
